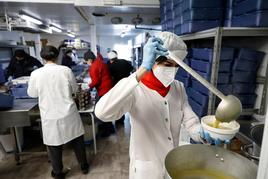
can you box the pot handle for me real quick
[241,144,259,161]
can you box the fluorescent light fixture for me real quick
[67,33,75,38]
[20,14,42,25]
[50,25,62,33]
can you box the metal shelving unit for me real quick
[179,27,268,116]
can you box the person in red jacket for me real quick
[84,50,115,137]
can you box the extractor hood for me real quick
[74,0,159,8]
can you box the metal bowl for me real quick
[165,144,257,179]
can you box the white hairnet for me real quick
[157,31,188,64]
[107,51,117,59]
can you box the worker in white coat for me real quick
[27,46,89,179]
[95,32,214,179]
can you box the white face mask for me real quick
[153,66,178,87]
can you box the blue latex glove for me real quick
[141,37,169,70]
[200,129,230,146]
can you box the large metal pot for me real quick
[165,144,257,179]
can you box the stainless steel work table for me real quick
[0,99,97,164]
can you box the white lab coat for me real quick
[95,73,202,179]
[27,63,84,146]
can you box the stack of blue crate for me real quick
[165,0,174,32]
[232,0,268,27]
[181,0,224,34]
[187,47,235,118]
[173,0,183,35]
[231,48,265,108]
[224,0,233,27]
[160,0,167,31]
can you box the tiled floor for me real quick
[0,125,130,179]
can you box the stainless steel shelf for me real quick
[180,27,268,41]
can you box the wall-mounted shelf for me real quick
[179,27,268,116]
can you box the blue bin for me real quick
[226,0,234,8]
[165,1,172,12]
[219,60,233,72]
[0,93,14,109]
[192,48,213,62]
[218,73,230,84]
[11,87,30,99]
[188,87,209,106]
[192,79,209,95]
[221,47,235,60]
[235,94,257,107]
[177,68,189,78]
[188,97,208,117]
[182,0,223,12]
[187,49,193,58]
[181,20,221,34]
[166,20,173,29]
[233,0,268,16]
[182,8,223,22]
[174,4,183,17]
[173,0,183,7]
[237,48,265,62]
[233,58,261,72]
[225,8,233,20]
[217,84,233,95]
[176,75,191,87]
[232,11,268,27]
[232,71,257,83]
[173,16,182,26]
[191,58,212,73]
[174,25,181,35]
[224,19,232,27]
[192,48,235,61]
[233,83,256,94]
[165,10,173,21]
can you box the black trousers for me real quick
[47,135,88,174]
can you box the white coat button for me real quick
[168,137,171,140]
[165,118,168,122]
[164,101,167,105]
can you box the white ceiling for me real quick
[0,2,161,37]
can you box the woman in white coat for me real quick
[27,46,89,179]
[95,32,209,179]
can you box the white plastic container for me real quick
[201,115,240,141]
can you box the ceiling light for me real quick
[50,25,62,33]
[67,33,75,38]
[20,14,42,25]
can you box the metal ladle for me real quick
[176,60,242,123]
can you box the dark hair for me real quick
[84,50,96,61]
[112,50,117,55]
[40,46,59,61]
[14,50,26,58]
[155,56,168,64]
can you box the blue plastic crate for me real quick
[182,0,223,12]
[188,87,209,106]
[0,93,14,109]
[226,0,234,8]
[188,97,208,117]
[224,19,232,27]
[182,8,223,22]
[237,48,265,62]
[0,64,5,83]
[187,49,193,58]
[192,48,213,62]
[233,83,256,94]
[173,15,182,26]
[217,84,233,95]
[232,71,257,83]
[166,1,173,12]
[166,20,173,29]
[181,20,221,34]
[232,11,268,27]
[233,58,261,72]
[176,75,191,87]
[219,60,233,72]
[225,8,233,20]
[11,87,30,99]
[233,0,268,16]
[235,94,257,107]
[165,10,173,21]
[174,4,182,17]
[173,0,183,6]
[221,47,235,60]
[218,73,230,84]
[191,59,211,73]
[192,79,209,95]
[174,25,181,35]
